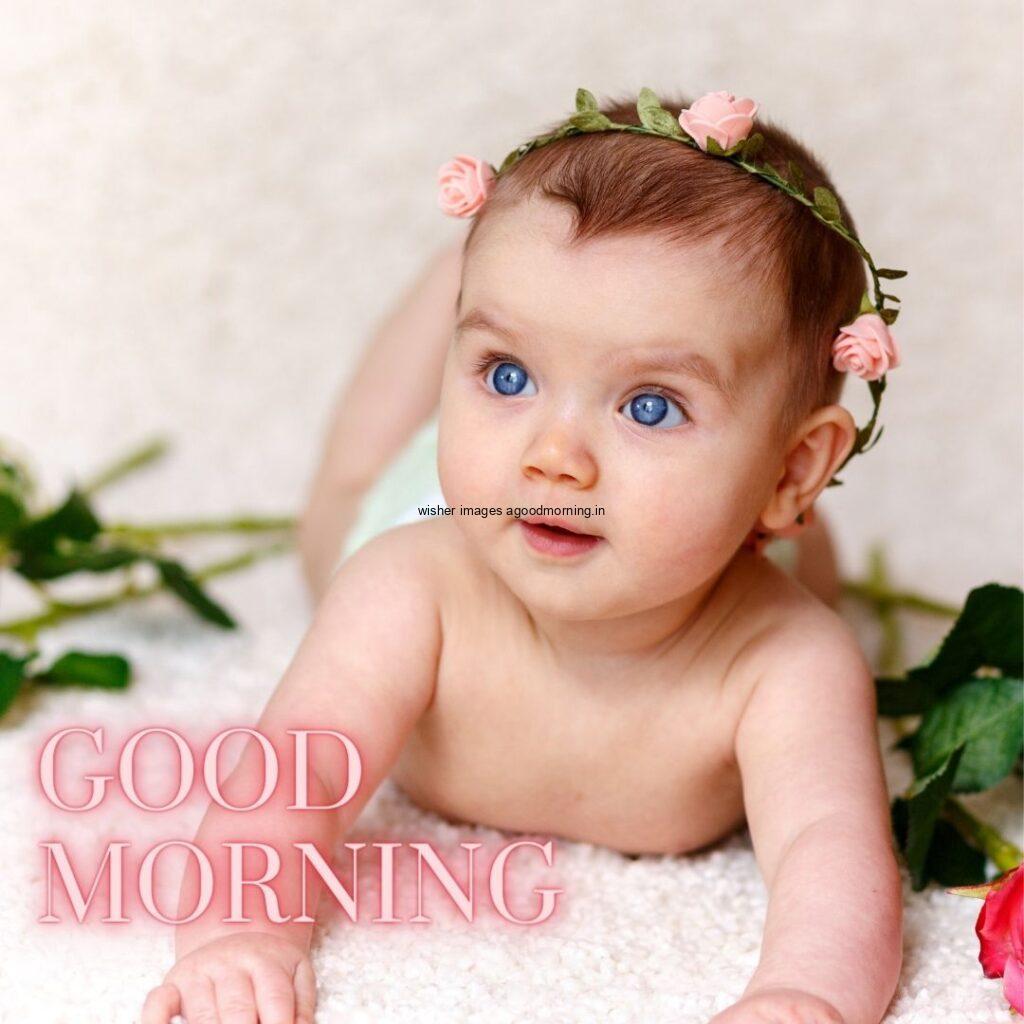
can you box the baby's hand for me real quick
[141,932,317,1024]
[707,987,845,1024]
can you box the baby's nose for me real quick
[520,423,598,489]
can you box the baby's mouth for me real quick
[517,517,603,558]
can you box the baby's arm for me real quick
[299,238,464,602]
[142,526,441,1024]
[714,619,902,1024]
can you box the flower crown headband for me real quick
[437,87,905,488]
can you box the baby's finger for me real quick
[252,965,295,1024]
[212,970,257,1024]
[179,973,219,1024]
[141,982,181,1024]
[294,958,318,1024]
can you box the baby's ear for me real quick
[759,405,857,532]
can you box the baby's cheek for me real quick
[625,485,730,570]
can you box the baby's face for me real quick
[437,197,792,620]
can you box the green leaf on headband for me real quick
[813,186,843,225]
[636,89,684,138]
[740,133,764,161]
[786,160,806,196]
[879,307,898,325]
[705,137,726,156]
[568,111,612,132]
[860,425,884,454]
[912,677,1024,793]
[876,267,908,279]
[575,88,599,113]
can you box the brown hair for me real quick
[462,91,868,442]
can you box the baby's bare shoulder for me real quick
[332,518,476,598]
[729,556,869,691]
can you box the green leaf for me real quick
[879,307,898,326]
[151,557,236,629]
[876,267,908,279]
[705,137,726,156]
[499,143,533,174]
[575,88,599,113]
[0,493,26,536]
[907,584,1023,691]
[0,456,32,534]
[740,133,764,161]
[0,649,35,718]
[891,803,987,887]
[912,677,1024,792]
[892,730,917,753]
[812,186,843,225]
[741,136,765,161]
[15,543,141,581]
[786,159,806,195]
[902,745,965,890]
[35,651,131,690]
[567,111,612,132]
[10,488,101,554]
[636,88,683,137]
[876,675,938,716]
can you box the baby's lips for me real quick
[518,514,603,538]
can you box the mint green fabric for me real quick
[339,414,798,575]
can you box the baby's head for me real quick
[437,92,867,619]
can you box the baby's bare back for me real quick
[388,519,802,856]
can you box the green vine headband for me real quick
[437,87,906,489]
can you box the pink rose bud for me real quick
[975,866,1024,1014]
[677,91,758,152]
[831,312,902,381]
[437,155,496,218]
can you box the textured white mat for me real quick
[0,548,1020,1023]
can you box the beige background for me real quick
[1,1,1021,600]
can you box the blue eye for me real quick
[621,392,687,428]
[486,361,536,397]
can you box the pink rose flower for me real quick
[976,866,1024,1014]
[677,91,758,153]
[831,312,902,381]
[437,155,495,218]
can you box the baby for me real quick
[143,91,903,1024]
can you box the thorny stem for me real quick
[0,539,291,641]
[104,515,295,541]
[79,437,170,496]
[943,797,1023,873]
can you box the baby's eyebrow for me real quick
[608,347,738,406]
[454,308,519,343]
[455,308,737,406]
